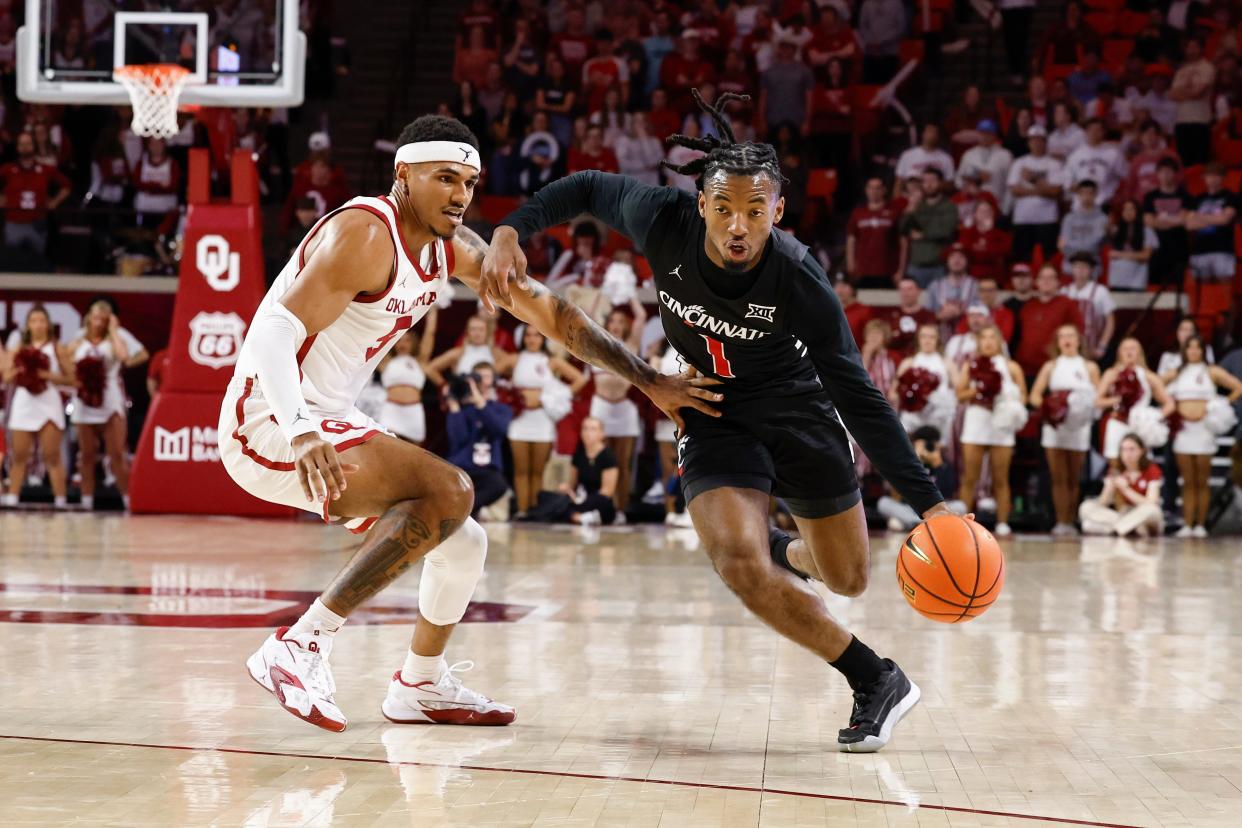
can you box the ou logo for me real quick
[321,420,362,434]
[197,234,241,292]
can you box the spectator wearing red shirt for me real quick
[846,177,907,288]
[660,31,716,113]
[805,6,860,78]
[647,88,682,141]
[956,277,1015,342]
[281,158,352,235]
[950,172,1000,229]
[883,277,937,355]
[292,133,350,194]
[551,7,594,77]
[958,201,1012,282]
[1124,119,1180,203]
[0,131,71,257]
[454,25,500,88]
[567,124,619,174]
[1015,265,1084,379]
[457,0,499,47]
[581,29,630,114]
[835,277,871,346]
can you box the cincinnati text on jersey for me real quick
[659,291,772,341]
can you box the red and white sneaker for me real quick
[246,626,347,733]
[381,661,515,726]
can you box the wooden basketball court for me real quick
[1,511,1239,826]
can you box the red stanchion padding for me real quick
[131,152,293,516]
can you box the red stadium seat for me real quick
[1183,164,1206,196]
[478,195,521,225]
[1117,11,1147,36]
[899,39,925,64]
[1102,39,1132,70]
[1226,170,1242,193]
[807,168,838,201]
[1085,13,1118,36]
[1084,0,1124,10]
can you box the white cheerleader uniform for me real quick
[899,351,956,436]
[7,341,67,432]
[654,346,683,444]
[590,367,642,439]
[962,355,1019,447]
[379,355,426,443]
[1169,363,1218,456]
[455,343,495,375]
[70,338,129,425]
[508,351,558,443]
[1040,355,1095,452]
[1103,368,1151,460]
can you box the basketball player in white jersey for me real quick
[219,115,722,732]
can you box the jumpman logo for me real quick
[292,412,309,424]
[669,265,683,280]
[460,147,472,162]
[398,275,408,288]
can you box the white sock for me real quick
[288,598,347,654]
[401,652,446,684]
[81,495,93,510]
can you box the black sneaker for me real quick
[837,659,921,753]
[769,526,813,581]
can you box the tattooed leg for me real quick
[320,501,444,615]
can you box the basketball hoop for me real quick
[113,64,193,138]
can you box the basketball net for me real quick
[113,64,193,138]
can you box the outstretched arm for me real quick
[480,171,683,310]
[453,227,721,431]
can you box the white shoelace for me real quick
[437,660,489,704]
[297,648,336,698]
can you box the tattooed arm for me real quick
[451,227,723,430]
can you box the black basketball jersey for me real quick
[639,190,822,403]
[500,171,944,513]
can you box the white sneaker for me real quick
[382,661,515,726]
[1175,525,1195,538]
[978,497,997,513]
[0,493,17,508]
[994,522,1012,537]
[577,509,601,527]
[664,511,680,526]
[1051,523,1078,537]
[246,627,347,732]
[886,517,907,533]
[612,511,627,525]
[1192,525,1208,538]
[669,510,694,528]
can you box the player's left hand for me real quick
[479,226,530,315]
[643,365,724,433]
[922,502,975,522]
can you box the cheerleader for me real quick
[378,316,435,444]
[890,323,959,439]
[1029,324,1101,536]
[1160,335,1242,537]
[70,300,141,510]
[1,306,72,508]
[957,324,1028,537]
[504,325,587,516]
[1078,434,1165,537]
[649,337,692,527]
[1096,337,1174,465]
[588,301,647,520]
[425,315,509,386]
[1156,317,1214,375]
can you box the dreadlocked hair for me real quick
[660,89,788,192]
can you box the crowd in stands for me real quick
[6,0,1242,536]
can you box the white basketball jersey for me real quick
[234,195,451,414]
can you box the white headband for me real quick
[394,141,481,172]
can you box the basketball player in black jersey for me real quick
[481,91,956,752]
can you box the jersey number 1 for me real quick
[366,315,413,361]
[699,334,735,378]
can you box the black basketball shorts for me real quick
[677,393,861,518]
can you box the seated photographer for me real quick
[445,363,513,519]
[877,426,965,531]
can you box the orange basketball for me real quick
[896,515,1005,623]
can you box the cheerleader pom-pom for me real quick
[1040,389,1071,427]
[1113,367,1144,415]
[897,366,940,413]
[76,355,107,409]
[1063,388,1097,431]
[14,347,51,395]
[1204,397,1239,436]
[1129,405,1169,448]
[970,356,1003,408]
[991,388,1029,433]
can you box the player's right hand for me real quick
[479,226,530,314]
[291,433,359,504]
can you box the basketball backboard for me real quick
[16,0,305,107]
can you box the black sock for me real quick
[830,636,887,692]
[768,527,809,580]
